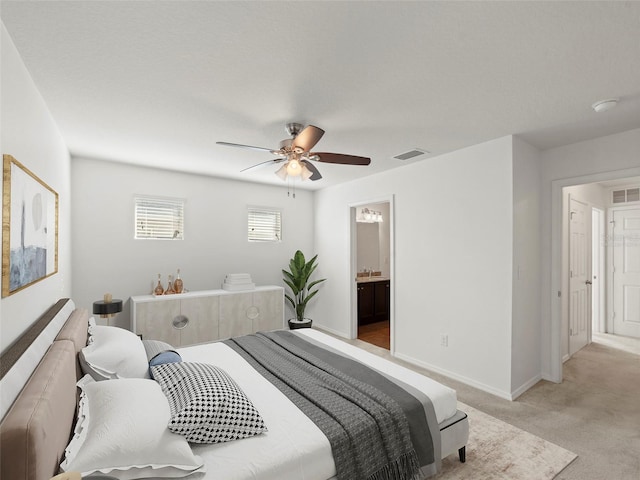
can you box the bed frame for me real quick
[0,299,88,480]
[0,298,468,480]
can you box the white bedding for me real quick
[177,329,458,480]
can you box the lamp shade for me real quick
[275,163,288,180]
[285,159,302,176]
[93,299,123,316]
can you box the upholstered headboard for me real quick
[0,299,90,480]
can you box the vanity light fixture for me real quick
[357,208,383,223]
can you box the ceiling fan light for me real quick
[275,164,288,180]
[286,158,302,176]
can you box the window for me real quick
[135,195,184,240]
[248,207,281,242]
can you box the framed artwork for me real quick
[2,154,59,297]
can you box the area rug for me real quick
[434,402,577,479]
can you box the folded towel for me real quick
[222,282,256,291]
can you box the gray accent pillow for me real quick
[142,339,176,361]
[143,339,181,379]
[151,362,267,444]
[149,351,182,379]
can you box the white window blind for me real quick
[248,207,281,242]
[135,195,184,240]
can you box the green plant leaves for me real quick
[282,250,326,322]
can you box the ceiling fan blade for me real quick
[301,160,322,181]
[312,152,371,166]
[292,125,325,151]
[240,158,285,173]
[216,141,274,153]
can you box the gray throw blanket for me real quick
[225,331,428,480]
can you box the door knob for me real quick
[585,280,592,285]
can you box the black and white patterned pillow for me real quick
[151,362,267,444]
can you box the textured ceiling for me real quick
[1,1,639,190]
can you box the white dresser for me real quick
[130,286,285,347]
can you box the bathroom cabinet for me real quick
[357,279,390,325]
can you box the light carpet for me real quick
[434,402,577,480]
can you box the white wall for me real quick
[0,23,72,353]
[539,128,640,381]
[564,183,608,211]
[71,158,314,329]
[511,137,541,397]
[314,136,515,398]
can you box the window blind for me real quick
[248,207,281,242]
[135,195,184,240]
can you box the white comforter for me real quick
[177,329,457,480]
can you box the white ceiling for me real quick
[2,1,639,190]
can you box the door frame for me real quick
[549,166,640,383]
[592,207,606,334]
[349,195,395,353]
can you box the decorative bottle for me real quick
[154,274,164,296]
[174,268,184,294]
[165,274,176,295]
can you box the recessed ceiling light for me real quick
[591,98,619,113]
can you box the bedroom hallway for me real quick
[332,329,640,479]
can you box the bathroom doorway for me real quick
[350,198,393,351]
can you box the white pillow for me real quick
[60,375,205,479]
[79,326,149,380]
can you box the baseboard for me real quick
[313,324,350,339]
[393,352,513,401]
[562,354,571,363]
[315,326,539,400]
[510,374,542,400]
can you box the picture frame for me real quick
[2,154,59,297]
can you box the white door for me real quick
[611,207,640,338]
[569,197,590,355]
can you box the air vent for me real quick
[627,188,640,202]
[612,187,640,204]
[613,190,626,203]
[393,148,429,161]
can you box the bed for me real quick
[0,299,468,480]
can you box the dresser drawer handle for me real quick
[172,315,189,329]
[246,306,260,320]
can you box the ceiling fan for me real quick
[216,123,371,181]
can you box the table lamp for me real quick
[92,293,123,326]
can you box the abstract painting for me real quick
[2,155,58,297]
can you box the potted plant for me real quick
[282,250,326,329]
